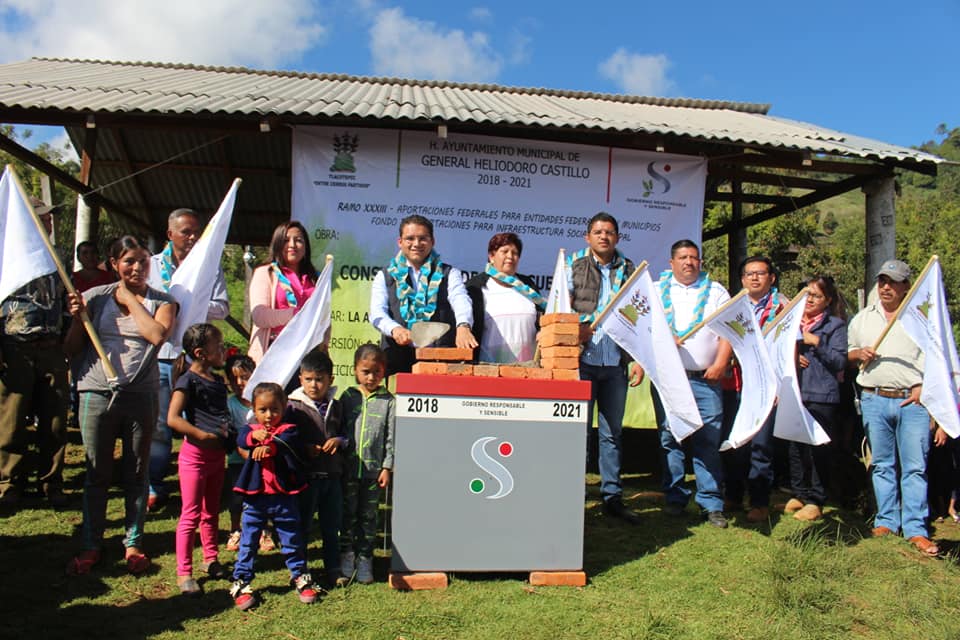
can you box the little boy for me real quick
[286,347,347,589]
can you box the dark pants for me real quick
[0,337,67,496]
[724,404,776,508]
[580,363,627,502]
[788,402,838,506]
[233,493,307,583]
[341,475,380,557]
[299,475,343,572]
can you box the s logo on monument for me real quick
[469,436,514,499]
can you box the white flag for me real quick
[898,258,960,437]
[597,266,702,440]
[763,291,830,445]
[705,293,777,450]
[168,178,241,349]
[0,167,58,303]
[244,257,334,400]
[544,248,573,313]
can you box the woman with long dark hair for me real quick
[248,221,318,363]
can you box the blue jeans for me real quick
[860,391,931,538]
[653,378,724,513]
[149,359,174,499]
[233,493,308,583]
[580,363,627,502]
[298,475,343,573]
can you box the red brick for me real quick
[415,347,474,361]
[444,364,474,376]
[389,572,448,590]
[552,368,580,380]
[540,324,581,347]
[540,357,580,370]
[529,571,586,587]
[541,346,580,359]
[540,313,580,326]
[525,367,553,380]
[499,365,534,379]
[412,362,447,375]
[472,364,501,377]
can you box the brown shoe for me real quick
[794,504,822,521]
[871,526,894,537]
[746,506,769,523]
[783,498,804,514]
[909,536,939,557]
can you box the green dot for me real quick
[469,478,484,494]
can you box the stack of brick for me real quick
[535,313,580,380]
[409,313,582,380]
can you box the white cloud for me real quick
[469,7,492,22]
[369,7,502,82]
[0,0,327,68]
[48,128,80,164]
[598,48,674,96]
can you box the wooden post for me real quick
[727,180,747,293]
[72,125,99,271]
[863,175,896,293]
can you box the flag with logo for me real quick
[544,248,573,313]
[763,290,830,445]
[168,178,241,349]
[704,292,776,450]
[0,166,58,303]
[596,265,702,440]
[898,257,960,437]
[244,257,334,400]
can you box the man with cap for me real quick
[146,208,229,510]
[848,259,937,556]
[0,200,69,509]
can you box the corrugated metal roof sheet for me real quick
[0,57,943,166]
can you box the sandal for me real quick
[909,536,940,557]
[126,552,151,575]
[66,549,101,576]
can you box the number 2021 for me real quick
[553,402,581,418]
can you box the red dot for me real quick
[664,164,672,172]
[499,442,513,457]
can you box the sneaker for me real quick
[794,504,823,522]
[293,573,319,604]
[230,580,256,611]
[356,556,374,584]
[339,550,355,584]
[202,560,230,580]
[602,498,642,525]
[259,531,276,553]
[783,498,805,514]
[705,511,729,529]
[226,531,241,552]
[178,576,201,596]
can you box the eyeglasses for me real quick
[401,235,432,244]
[743,270,769,278]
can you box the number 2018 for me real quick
[408,397,438,413]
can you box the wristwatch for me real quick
[457,322,470,328]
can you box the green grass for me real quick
[4,430,960,640]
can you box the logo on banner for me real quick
[617,290,651,325]
[469,436,514,499]
[330,132,359,173]
[642,161,672,197]
[724,312,755,339]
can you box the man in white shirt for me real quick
[146,208,229,509]
[653,239,732,528]
[369,215,476,376]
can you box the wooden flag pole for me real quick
[761,287,811,337]
[7,165,119,385]
[590,260,649,330]
[676,288,749,345]
[861,254,938,367]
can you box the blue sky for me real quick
[1,0,957,153]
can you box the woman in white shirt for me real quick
[465,233,544,363]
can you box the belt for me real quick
[862,387,911,399]
[686,370,706,379]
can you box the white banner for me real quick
[898,258,960,438]
[292,126,706,381]
[763,291,830,445]
[704,293,777,450]
[597,266,702,440]
[0,167,58,303]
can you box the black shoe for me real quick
[603,498,642,525]
[663,503,686,517]
[705,511,728,529]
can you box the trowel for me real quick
[409,321,450,347]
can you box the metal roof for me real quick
[0,57,944,166]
